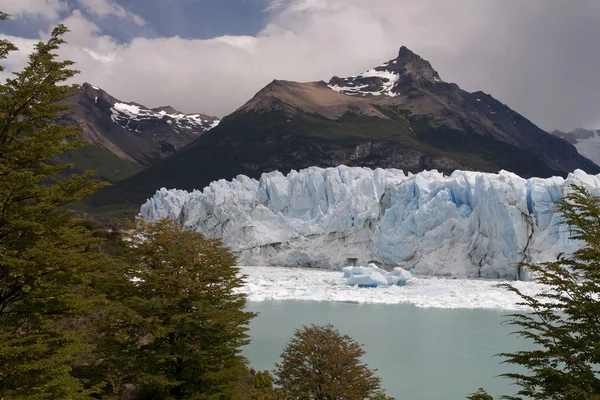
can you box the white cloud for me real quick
[0,0,67,20]
[2,0,600,131]
[77,0,145,26]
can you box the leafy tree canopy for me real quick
[275,324,393,400]
[0,14,107,399]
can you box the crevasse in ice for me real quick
[140,166,600,279]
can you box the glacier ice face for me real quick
[140,166,600,279]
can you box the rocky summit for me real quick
[328,46,442,97]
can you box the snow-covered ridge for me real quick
[140,166,600,279]
[109,101,220,133]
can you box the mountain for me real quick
[141,166,597,279]
[92,46,599,206]
[550,128,600,167]
[57,83,219,182]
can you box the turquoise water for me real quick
[244,300,529,400]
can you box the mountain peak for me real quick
[397,45,415,59]
[328,46,442,97]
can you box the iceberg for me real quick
[140,166,600,279]
[342,264,411,288]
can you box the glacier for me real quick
[140,166,600,279]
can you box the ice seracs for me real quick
[140,166,600,280]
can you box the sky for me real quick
[0,0,599,131]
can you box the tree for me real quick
[94,219,256,399]
[234,369,286,400]
[0,14,107,399]
[274,324,393,400]
[492,185,600,400]
[467,389,493,400]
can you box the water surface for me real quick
[244,300,529,400]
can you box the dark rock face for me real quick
[60,83,219,166]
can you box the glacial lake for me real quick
[244,300,529,400]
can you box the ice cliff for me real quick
[140,166,600,279]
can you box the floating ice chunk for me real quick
[342,264,410,288]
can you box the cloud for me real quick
[2,0,600,131]
[0,0,67,20]
[77,0,145,26]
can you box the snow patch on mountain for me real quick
[328,65,400,97]
[140,166,600,280]
[109,101,220,133]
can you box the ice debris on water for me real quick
[342,264,411,288]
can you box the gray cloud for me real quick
[1,0,599,131]
[0,0,67,20]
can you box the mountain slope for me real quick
[58,83,219,182]
[551,128,600,167]
[92,47,599,206]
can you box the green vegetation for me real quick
[58,144,143,183]
[467,389,494,400]
[0,19,107,398]
[274,324,393,400]
[94,219,256,399]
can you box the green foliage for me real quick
[57,144,143,183]
[234,369,286,400]
[0,16,107,399]
[497,184,600,399]
[94,220,256,399]
[274,324,393,400]
[467,388,494,400]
